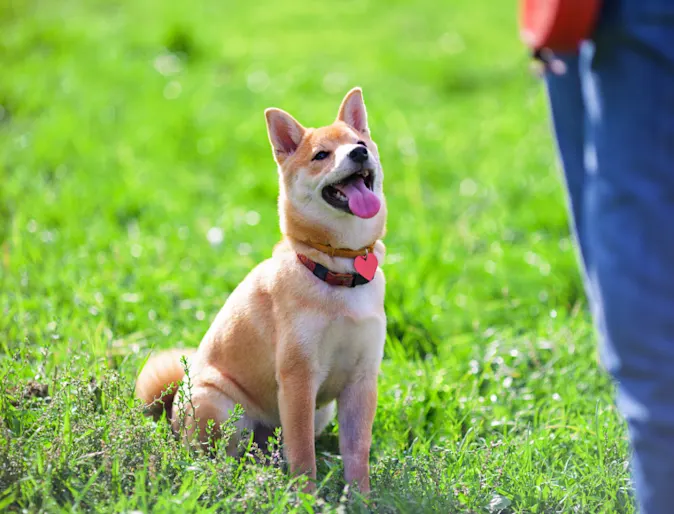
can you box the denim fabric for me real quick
[545,1,674,512]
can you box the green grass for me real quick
[0,0,633,512]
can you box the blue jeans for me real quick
[545,1,674,512]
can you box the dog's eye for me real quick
[312,151,330,161]
[357,140,367,147]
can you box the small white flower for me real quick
[207,227,224,246]
[245,211,261,226]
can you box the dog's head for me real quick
[265,88,386,250]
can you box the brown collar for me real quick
[300,240,375,258]
[297,254,370,287]
[295,239,377,287]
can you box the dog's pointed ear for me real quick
[336,87,368,135]
[265,108,305,164]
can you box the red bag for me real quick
[519,0,602,53]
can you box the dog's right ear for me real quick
[265,108,305,164]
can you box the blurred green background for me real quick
[0,1,632,512]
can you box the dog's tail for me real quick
[135,348,196,420]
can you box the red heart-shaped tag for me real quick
[354,253,378,281]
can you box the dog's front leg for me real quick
[278,354,317,492]
[338,375,377,494]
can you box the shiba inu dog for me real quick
[135,88,386,493]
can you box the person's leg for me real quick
[580,1,674,511]
[544,55,592,273]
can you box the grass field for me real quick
[0,0,634,512]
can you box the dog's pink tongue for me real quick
[334,177,381,219]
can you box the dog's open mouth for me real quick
[321,169,380,219]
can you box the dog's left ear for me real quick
[337,87,369,135]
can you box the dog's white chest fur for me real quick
[299,280,386,407]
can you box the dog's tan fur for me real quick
[135,88,386,492]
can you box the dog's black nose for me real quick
[348,146,368,163]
